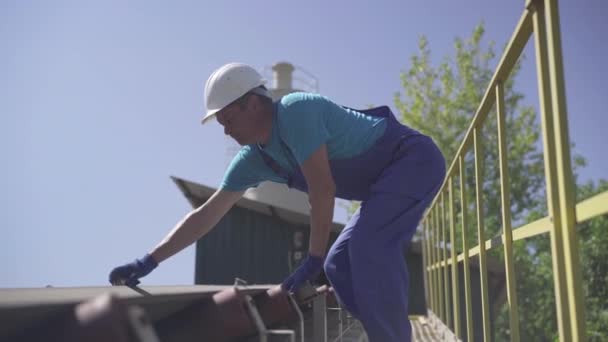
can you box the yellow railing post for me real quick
[474,128,491,342]
[428,220,434,313]
[449,176,462,338]
[496,81,521,341]
[460,156,474,342]
[422,219,430,312]
[543,0,586,340]
[429,217,436,315]
[431,209,438,316]
[435,205,445,322]
[442,191,452,329]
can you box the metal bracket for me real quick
[287,293,305,342]
[312,292,328,342]
[233,277,249,290]
[327,304,344,342]
[126,305,161,342]
[243,294,295,342]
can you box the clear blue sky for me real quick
[2,0,606,288]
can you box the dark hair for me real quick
[236,86,272,110]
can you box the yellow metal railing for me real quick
[420,0,608,341]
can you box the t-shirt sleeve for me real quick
[280,94,330,165]
[220,147,266,191]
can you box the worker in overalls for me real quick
[109,63,446,341]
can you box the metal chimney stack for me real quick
[272,62,295,91]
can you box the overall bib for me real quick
[258,104,446,342]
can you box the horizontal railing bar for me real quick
[512,217,552,241]
[575,190,608,222]
[426,189,608,269]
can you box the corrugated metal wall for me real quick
[195,205,311,285]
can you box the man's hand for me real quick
[281,255,324,293]
[109,254,158,286]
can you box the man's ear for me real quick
[248,94,260,112]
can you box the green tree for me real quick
[394,23,545,247]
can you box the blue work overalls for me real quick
[258,104,446,342]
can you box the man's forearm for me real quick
[148,189,243,264]
[308,191,335,257]
[150,207,216,263]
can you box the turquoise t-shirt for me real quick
[220,92,387,191]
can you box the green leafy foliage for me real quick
[394,23,545,253]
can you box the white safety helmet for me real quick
[201,62,272,124]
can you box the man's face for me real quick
[215,95,261,146]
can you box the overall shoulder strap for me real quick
[257,146,292,181]
[342,105,393,118]
[261,101,300,176]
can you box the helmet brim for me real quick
[201,108,220,125]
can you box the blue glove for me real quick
[282,255,324,293]
[109,254,158,286]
